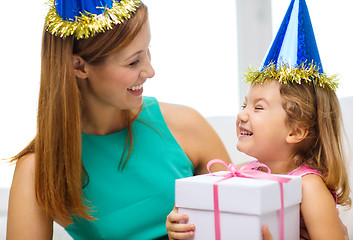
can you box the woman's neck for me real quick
[81,106,140,135]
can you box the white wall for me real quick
[144,0,239,116]
[1,0,352,188]
[0,0,47,187]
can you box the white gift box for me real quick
[175,172,302,240]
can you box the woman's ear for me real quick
[286,125,309,144]
[73,55,88,79]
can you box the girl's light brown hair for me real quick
[12,3,148,225]
[280,82,351,207]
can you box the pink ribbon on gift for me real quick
[207,159,292,240]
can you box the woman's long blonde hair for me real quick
[280,82,351,207]
[12,3,148,224]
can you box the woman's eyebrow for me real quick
[124,50,143,61]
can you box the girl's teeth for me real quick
[241,131,253,136]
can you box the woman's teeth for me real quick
[128,84,143,91]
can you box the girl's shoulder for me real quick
[301,173,326,190]
[300,173,343,239]
[301,172,337,205]
[290,165,331,200]
[287,165,322,177]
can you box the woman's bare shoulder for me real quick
[7,153,54,239]
[14,153,36,174]
[158,102,216,143]
[159,102,202,122]
[159,102,231,173]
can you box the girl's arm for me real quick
[300,174,344,240]
[7,153,54,239]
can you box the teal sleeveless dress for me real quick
[65,97,194,239]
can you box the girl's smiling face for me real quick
[236,81,294,166]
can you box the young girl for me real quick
[167,0,351,239]
[236,76,351,239]
[167,77,351,240]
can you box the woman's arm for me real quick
[7,153,54,240]
[161,102,232,239]
[300,174,344,240]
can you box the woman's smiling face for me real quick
[80,20,155,111]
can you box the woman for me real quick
[6,1,231,239]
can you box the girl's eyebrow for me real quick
[253,97,270,105]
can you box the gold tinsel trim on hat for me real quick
[45,0,141,39]
[244,61,339,91]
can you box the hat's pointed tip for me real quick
[244,0,338,91]
[262,0,322,73]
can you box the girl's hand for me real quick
[166,206,195,240]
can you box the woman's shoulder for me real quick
[10,153,36,203]
[159,102,205,130]
[158,102,231,173]
[7,152,54,238]
[13,153,36,178]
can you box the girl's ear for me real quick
[286,125,309,144]
[73,55,88,79]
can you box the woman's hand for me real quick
[263,208,350,240]
[262,225,273,240]
[166,207,195,240]
[337,208,349,240]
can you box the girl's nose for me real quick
[237,108,248,124]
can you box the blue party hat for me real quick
[245,0,338,90]
[45,0,141,39]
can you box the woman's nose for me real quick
[141,53,155,79]
[142,61,155,79]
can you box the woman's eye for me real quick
[129,59,140,66]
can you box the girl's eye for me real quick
[255,106,263,110]
[129,59,140,66]
[241,104,247,110]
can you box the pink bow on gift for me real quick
[207,159,292,240]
